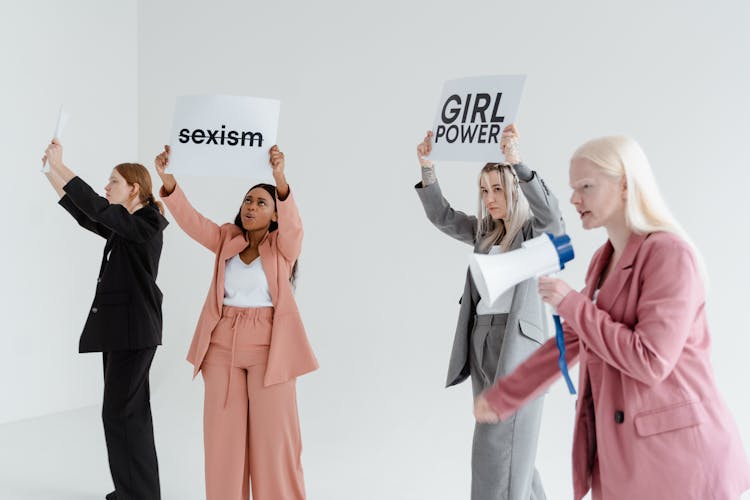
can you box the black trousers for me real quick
[102,347,161,500]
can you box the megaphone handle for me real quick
[554,314,577,395]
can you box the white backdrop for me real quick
[3,1,750,499]
[0,0,138,424]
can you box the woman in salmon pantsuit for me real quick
[474,136,750,500]
[155,144,317,500]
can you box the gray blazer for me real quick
[415,165,564,387]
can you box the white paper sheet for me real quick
[41,106,69,173]
[167,95,280,180]
[428,75,526,163]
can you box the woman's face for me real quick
[104,168,135,206]
[480,170,508,221]
[239,187,277,232]
[569,157,626,230]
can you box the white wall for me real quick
[0,1,138,423]
[137,1,750,499]
[3,0,749,498]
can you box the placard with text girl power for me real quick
[428,75,526,163]
[167,95,280,179]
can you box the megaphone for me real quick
[469,233,574,305]
[469,232,577,394]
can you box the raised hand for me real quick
[43,138,64,169]
[154,145,176,194]
[416,130,434,168]
[500,124,521,165]
[269,145,285,177]
[269,145,289,199]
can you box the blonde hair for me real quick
[477,163,532,252]
[572,136,707,281]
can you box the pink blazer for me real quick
[161,184,318,386]
[485,231,750,500]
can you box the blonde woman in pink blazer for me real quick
[474,136,750,500]
[155,145,317,500]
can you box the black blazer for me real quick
[59,176,169,352]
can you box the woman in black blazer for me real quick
[43,139,168,500]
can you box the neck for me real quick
[124,200,144,214]
[245,228,267,248]
[605,217,632,257]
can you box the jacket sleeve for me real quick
[58,194,112,239]
[515,163,565,237]
[62,176,160,242]
[160,183,222,253]
[556,238,702,386]
[414,180,477,245]
[484,323,581,420]
[275,187,303,262]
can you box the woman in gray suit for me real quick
[415,124,564,500]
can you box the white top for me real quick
[476,245,515,315]
[223,254,273,307]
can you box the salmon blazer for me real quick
[161,184,318,386]
[485,231,750,500]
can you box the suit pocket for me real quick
[518,319,545,344]
[95,292,129,306]
[88,292,130,339]
[634,400,707,437]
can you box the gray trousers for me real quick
[470,314,546,500]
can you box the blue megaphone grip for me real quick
[554,314,576,395]
[546,233,575,270]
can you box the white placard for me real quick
[167,95,280,179]
[428,75,526,163]
[41,106,70,173]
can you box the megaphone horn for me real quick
[468,233,574,305]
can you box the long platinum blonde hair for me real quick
[477,163,532,252]
[572,136,707,281]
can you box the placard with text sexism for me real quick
[428,75,525,163]
[167,95,280,179]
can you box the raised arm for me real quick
[414,130,477,245]
[501,125,564,236]
[269,145,302,262]
[155,145,222,253]
[57,194,112,238]
[43,140,109,238]
[44,140,160,242]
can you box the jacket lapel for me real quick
[506,223,532,314]
[100,236,115,267]
[594,232,647,311]
[585,242,612,300]
[221,227,249,260]
[258,233,279,303]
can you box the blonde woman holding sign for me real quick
[155,145,317,500]
[415,125,564,500]
[474,136,750,499]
